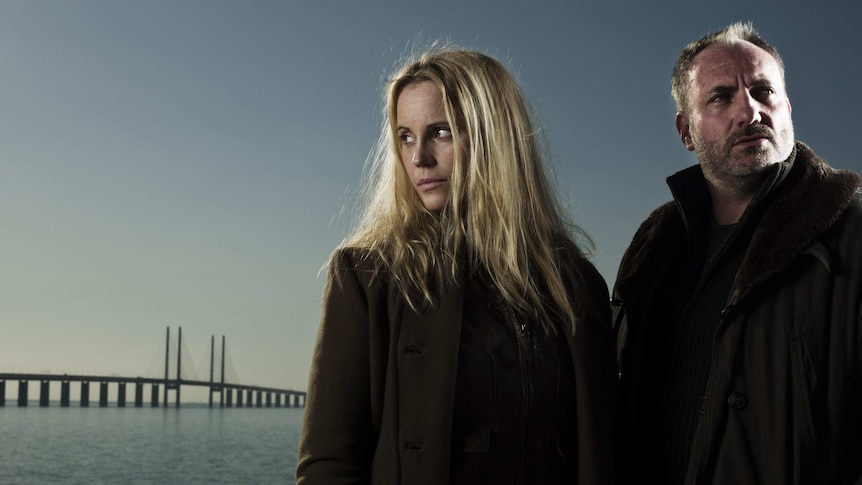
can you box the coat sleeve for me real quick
[573,258,617,484]
[296,250,381,484]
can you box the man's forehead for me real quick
[688,41,782,88]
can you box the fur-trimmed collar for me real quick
[615,142,862,297]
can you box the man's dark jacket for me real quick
[613,142,862,484]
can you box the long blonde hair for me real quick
[342,47,595,334]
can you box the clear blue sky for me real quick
[1,0,859,395]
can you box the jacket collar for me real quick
[616,142,862,297]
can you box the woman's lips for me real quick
[418,178,447,191]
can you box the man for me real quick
[612,21,862,484]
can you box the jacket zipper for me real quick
[497,293,531,485]
[687,302,732,484]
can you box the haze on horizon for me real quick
[1,0,859,393]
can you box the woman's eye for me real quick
[435,128,452,139]
[399,133,415,144]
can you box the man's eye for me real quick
[754,87,775,99]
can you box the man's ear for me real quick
[676,111,694,151]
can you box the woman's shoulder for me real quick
[554,238,610,322]
[330,246,382,269]
[327,246,391,288]
[329,246,386,271]
[556,239,604,282]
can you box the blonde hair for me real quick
[342,47,595,334]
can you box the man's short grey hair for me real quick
[671,21,786,113]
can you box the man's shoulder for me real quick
[794,141,862,192]
[836,189,862,227]
[629,201,681,249]
[614,200,682,286]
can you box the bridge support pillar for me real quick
[237,389,244,407]
[163,382,181,409]
[117,382,126,408]
[135,382,144,407]
[247,389,254,407]
[81,381,90,407]
[0,380,5,406]
[209,385,223,408]
[150,383,159,407]
[266,392,272,408]
[276,393,282,408]
[39,380,50,407]
[226,389,233,408]
[61,381,71,407]
[18,380,28,407]
[256,390,262,408]
[99,382,109,407]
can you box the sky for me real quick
[1,0,859,398]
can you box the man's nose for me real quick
[736,91,764,127]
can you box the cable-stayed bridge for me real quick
[0,327,305,409]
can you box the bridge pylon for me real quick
[208,335,227,407]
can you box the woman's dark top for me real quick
[450,273,578,484]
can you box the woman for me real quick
[296,48,615,484]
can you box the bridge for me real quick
[0,327,305,409]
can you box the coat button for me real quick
[728,392,747,410]
[404,345,424,355]
[404,441,423,451]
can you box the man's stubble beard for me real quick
[692,123,794,197]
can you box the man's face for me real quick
[676,41,794,190]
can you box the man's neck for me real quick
[703,169,773,224]
[706,184,754,225]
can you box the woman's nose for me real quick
[411,143,435,167]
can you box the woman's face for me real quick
[395,81,456,212]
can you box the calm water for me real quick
[0,405,303,485]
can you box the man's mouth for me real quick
[734,134,769,146]
[733,125,773,147]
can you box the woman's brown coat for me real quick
[296,247,615,484]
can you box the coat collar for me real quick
[616,142,862,297]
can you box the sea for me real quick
[0,404,303,485]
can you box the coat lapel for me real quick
[395,283,464,484]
